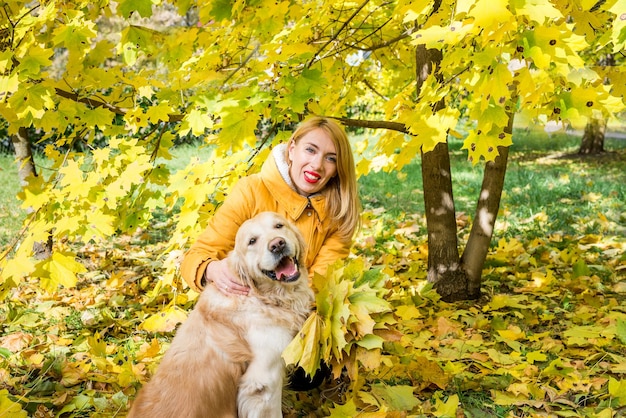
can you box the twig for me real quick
[307,0,371,68]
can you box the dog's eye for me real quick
[248,237,257,245]
[275,223,283,229]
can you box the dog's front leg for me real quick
[237,357,284,418]
[238,324,292,418]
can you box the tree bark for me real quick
[421,142,466,300]
[415,44,470,301]
[578,117,605,155]
[461,113,513,298]
[11,127,52,260]
[11,127,37,187]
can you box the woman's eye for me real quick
[248,237,257,245]
[305,147,315,154]
[326,156,337,163]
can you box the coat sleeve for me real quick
[179,178,256,292]
[308,228,353,285]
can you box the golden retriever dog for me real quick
[128,212,314,418]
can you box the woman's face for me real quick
[288,128,338,196]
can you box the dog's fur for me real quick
[128,212,314,418]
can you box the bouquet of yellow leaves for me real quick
[282,257,399,381]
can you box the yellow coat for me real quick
[180,146,352,292]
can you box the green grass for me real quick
[0,155,26,248]
[358,131,626,240]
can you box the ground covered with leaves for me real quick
[1,205,625,418]
[1,148,626,417]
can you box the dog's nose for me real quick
[269,237,285,254]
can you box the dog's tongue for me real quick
[276,257,297,281]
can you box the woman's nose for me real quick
[310,154,323,169]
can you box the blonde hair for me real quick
[286,116,361,239]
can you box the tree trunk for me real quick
[578,118,605,155]
[461,113,513,298]
[11,127,37,187]
[421,142,467,300]
[11,127,52,260]
[415,44,471,301]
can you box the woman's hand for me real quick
[204,259,249,296]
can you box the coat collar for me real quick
[262,144,327,222]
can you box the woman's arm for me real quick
[179,179,255,292]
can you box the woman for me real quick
[180,116,361,296]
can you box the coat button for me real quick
[307,211,312,216]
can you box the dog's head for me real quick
[231,212,307,288]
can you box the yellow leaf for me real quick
[609,0,626,52]
[328,399,358,417]
[526,351,548,364]
[493,390,528,406]
[355,334,385,350]
[433,393,459,418]
[435,316,461,337]
[0,73,19,98]
[396,305,421,321]
[498,326,526,341]
[182,108,214,136]
[88,332,107,357]
[60,359,90,387]
[136,339,162,361]
[218,108,259,149]
[371,383,421,412]
[350,304,377,336]
[141,306,188,333]
[582,192,602,202]
[468,0,513,28]
[487,348,519,365]
[515,0,562,22]
[355,346,382,370]
[484,294,529,311]
[414,356,450,390]
[0,389,28,418]
[36,251,87,292]
[608,377,626,405]
[0,250,35,286]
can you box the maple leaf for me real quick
[608,377,626,406]
[19,46,53,76]
[218,108,259,149]
[118,0,154,18]
[432,393,459,418]
[8,83,55,119]
[328,399,358,417]
[81,106,114,130]
[52,14,97,56]
[182,108,214,136]
[34,252,87,292]
[141,306,188,333]
[371,383,421,412]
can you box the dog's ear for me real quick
[229,250,255,289]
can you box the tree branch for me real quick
[358,28,414,52]
[362,78,388,100]
[307,0,371,68]
[220,41,260,92]
[54,88,184,122]
[330,116,409,134]
[55,88,126,115]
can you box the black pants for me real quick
[287,362,332,391]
